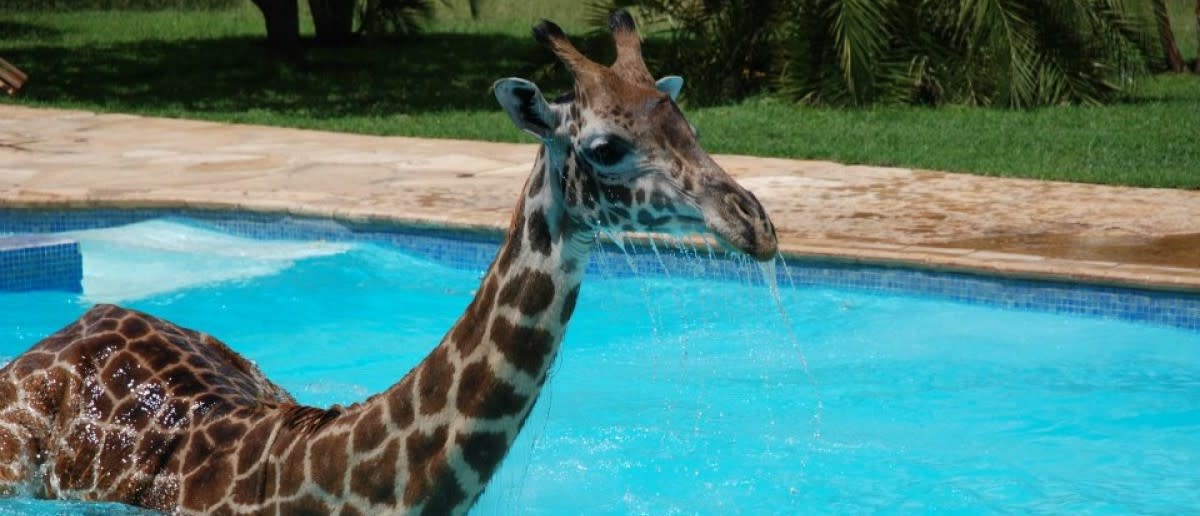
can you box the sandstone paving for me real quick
[2,104,1198,291]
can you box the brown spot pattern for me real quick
[498,269,557,317]
[0,304,322,512]
[457,431,509,484]
[561,285,580,324]
[489,317,555,376]
[235,421,273,475]
[419,467,466,516]
[352,405,387,453]
[279,494,332,516]
[351,439,400,505]
[452,275,498,357]
[456,361,528,419]
[389,377,416,428]
[403,426,449,506]
[11,352,53,379]
[527,164,546,198]
[417,347,454,415]
[119,316,151,338]
[496,209,525,275]
[339,506,365,516]
[129,337,181,370]
[602,184,633,206]
[526,208,553,256]
[310,434,348,496]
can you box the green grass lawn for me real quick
[1,2,1198,188]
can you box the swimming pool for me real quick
[2,212,1199,514]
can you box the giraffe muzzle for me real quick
[699,179,778,261]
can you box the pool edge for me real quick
[3,201,1197,295]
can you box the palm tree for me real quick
[250,0,302,58]
[1194,0,1200,73]
[1152,0,1185,72]
[594,0,1157,107]
[309,0,358,43]
[781,0,1155,107]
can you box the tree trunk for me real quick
[1153,0,1185,72]
[250,0,302,59]
[309,0,358,44]
[1194,0,1200,73]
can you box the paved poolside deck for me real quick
[1,104,1198,291]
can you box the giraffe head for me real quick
[493,11,778,261]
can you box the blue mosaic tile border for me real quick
[0,234,82,293]
[775,259,1200,331]
[1,207,1198,332]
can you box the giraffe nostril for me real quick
[728,195,752,219]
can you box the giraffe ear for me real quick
[493,78,557,139]
[655,76,683,101]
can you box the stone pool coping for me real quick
[2,104,1199,292]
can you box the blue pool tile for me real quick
[2,207,1200,332]
[0,234,83,293]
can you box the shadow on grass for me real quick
[0,20,62,40]
[4,28,577,118]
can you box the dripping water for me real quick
[778,253,800,290]
[646,236,671,279]
[761,257,824,511]
[671,236,717,458]
[760,257,824,445]
[687,243,825,498]
[604,231,696,460]
[502,375,556,514]
[602,230,666,363]
[493,231,825,510]
[602,227,626,254]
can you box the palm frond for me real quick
[827,0,894,103]
[358,0,433,36]
[573,0,1160,108]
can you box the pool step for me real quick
[0,235,82,292]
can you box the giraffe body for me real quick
[0,11,776,515]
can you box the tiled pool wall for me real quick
[2,208,1199,331]
[0,234,82,292]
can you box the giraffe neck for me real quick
[297,146,591,513]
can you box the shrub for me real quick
[0,0,240,9]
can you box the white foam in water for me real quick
[61,220,351,303]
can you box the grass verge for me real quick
[1,3,1198,188]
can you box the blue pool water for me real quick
[2,219,1199,514]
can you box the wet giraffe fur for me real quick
[0,10,776,515]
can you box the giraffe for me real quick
[0,11,777,515]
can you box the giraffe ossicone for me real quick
[0,10,776,515]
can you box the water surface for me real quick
[1,221,1197,514]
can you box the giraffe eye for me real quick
[585,138,630,167]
